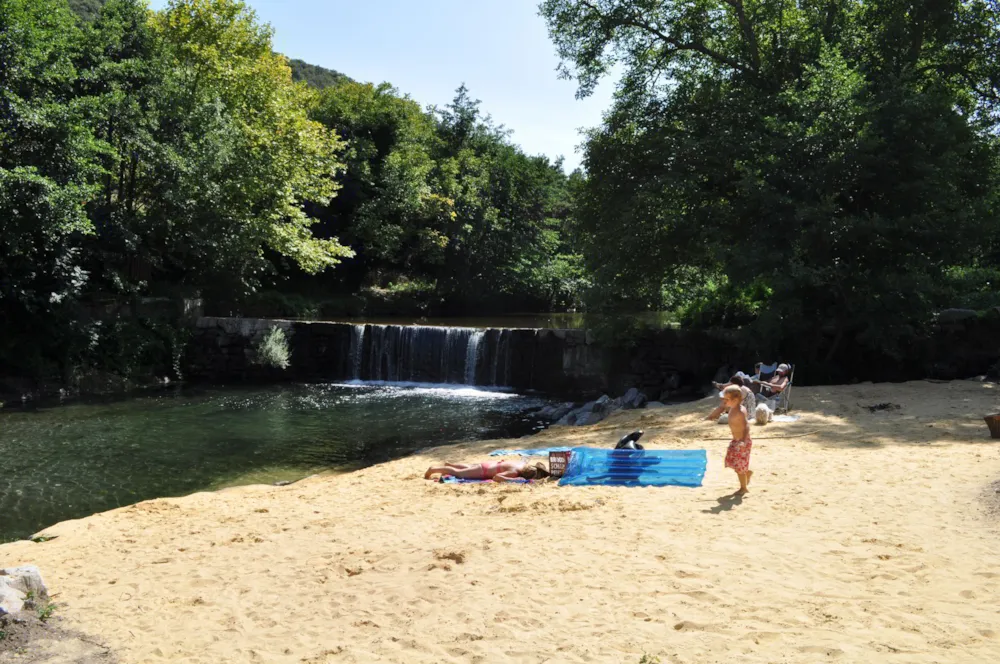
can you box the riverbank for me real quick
[3,380,1000,663]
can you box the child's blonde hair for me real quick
[723,385,744,404]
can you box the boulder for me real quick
[547,403,575,422]
[646,401,667,409]
[938,308,978,324]
[0,566,47,601]
[0,585,25,616]
[578,411,607,426]
[621,388,648,410]
[557,403,591,426]
[591,395,612,414]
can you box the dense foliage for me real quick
[2,0,582,388]
[291,83,583,314]
[541,0,1000,375]
[288,59,350,90]
[2,0,349,383]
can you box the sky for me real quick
[147,0,617,171]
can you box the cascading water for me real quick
[346,325,515,387]
[491,329,512,386]
[350,325,366,379]
[465,331,484,385]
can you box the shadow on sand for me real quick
[704,491,745,514]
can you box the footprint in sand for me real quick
[674,620,718,632]
[799,645,844,658]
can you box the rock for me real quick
[0,566,47,601]
[546,403,575,422]
[0,586,25,616]
[621,388,648,410]
[591,395,612,414]
[578,410,607,426]
[557,402,591,426]
[646,401,667,409]
[938,308,978,324]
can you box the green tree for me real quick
[0,0,102,376]
[542,0,1000,372]
[311,80,448,273]
[143,0,352,299]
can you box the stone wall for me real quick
[183,314,1000,397]
[182,317,742,398]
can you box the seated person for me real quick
[424,459,549,482]
[752,363,791,398]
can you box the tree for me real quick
[542,0,1000,373]
[0,0,102,376]
[310,80,447,272]
[141,0,352,299]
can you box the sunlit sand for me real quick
[3,380,999,663]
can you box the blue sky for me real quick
[147,0,616,171]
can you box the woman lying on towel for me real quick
[424,459,550,482]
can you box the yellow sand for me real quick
[4,381,1000,664]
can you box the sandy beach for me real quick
[3,380,1000,663]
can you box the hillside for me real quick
[287,58,350,89]
[67,0,105,22]
[67,0,349,88]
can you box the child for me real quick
[424,459,549,482]
[722,384,753,494]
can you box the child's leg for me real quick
[736,471,749,494]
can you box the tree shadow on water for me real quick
[703,491,744,514]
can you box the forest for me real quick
[1,0,999,388]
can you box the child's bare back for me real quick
[728,403,749,442]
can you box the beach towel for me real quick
[559,447,707,488]
[488,446,573,457]
[772,414,800,423]
[439,476,531,484]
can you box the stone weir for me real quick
[183,317,615,395]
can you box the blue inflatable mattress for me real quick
[558,447,707,487]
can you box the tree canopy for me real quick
[541,0,1000,375]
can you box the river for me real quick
[0,383,551,542]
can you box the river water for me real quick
[0,383,550,542]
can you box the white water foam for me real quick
[333,380,519,400]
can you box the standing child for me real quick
[722,385,753,494]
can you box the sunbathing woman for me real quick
[424,459,549,482]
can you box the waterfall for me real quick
[350,325,366,379]
[491,329,511,386]
[465,331,484,385]
[345,324,518,387]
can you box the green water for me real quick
[0,383,549,542]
